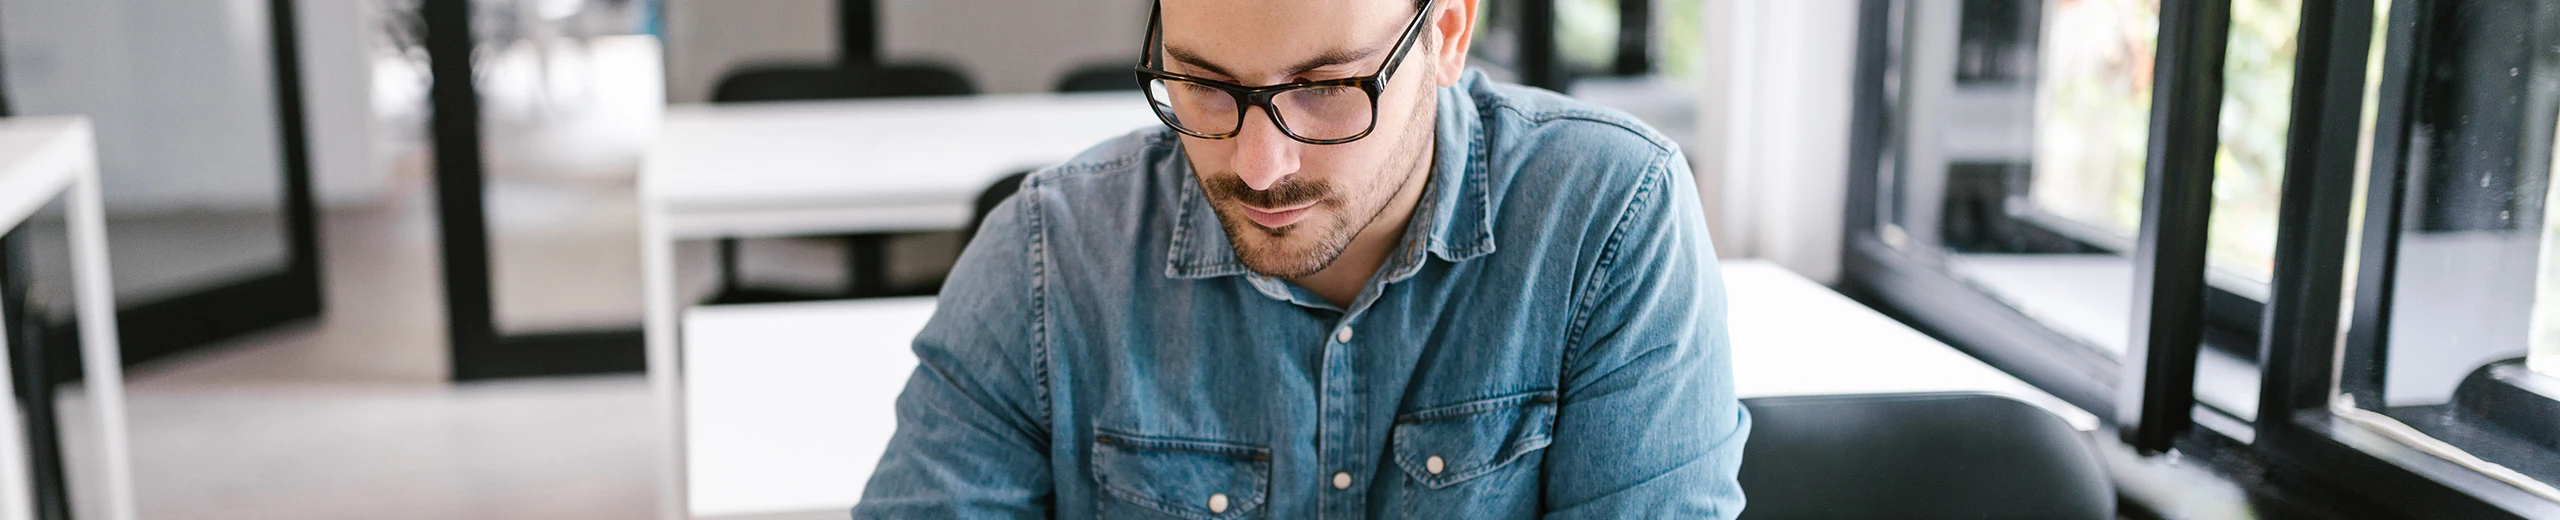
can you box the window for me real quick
[1846,0,2560,517]
[1855,0,2298,423]
[2336,0,2560,497]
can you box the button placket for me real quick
[1318,313,1369,518]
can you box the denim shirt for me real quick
[854,69,1747,519]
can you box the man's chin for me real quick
[1231,237,1330,278]
[1213,205,1356,278]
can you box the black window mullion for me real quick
[1521,0,1563,91]
[1611,0,1651,76]
[2340,0,2434,407]
[2254,0,2372,433]
[2119,0,2231,454]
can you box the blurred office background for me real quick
[0,0,2551,519]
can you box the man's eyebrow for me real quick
[1163,45,1236,78]
[1164,44,1383,81]
[1283,47,1383,77]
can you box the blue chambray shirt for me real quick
[855,69,1747,519]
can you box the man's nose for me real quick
[1228,107,1300,191]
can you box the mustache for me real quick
[1204,174,1332,208]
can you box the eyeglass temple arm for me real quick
[1381,0,1439,83]
[1137,2,1163,68]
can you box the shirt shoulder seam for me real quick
[1022,172,1057,436]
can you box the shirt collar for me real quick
[1165,70,1496,281]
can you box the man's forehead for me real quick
[1159,0,1410,78]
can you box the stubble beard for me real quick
[1207,87,1438,279]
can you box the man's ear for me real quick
[1429,0,1478,87]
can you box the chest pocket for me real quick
[1091,430,1270,520]
[1392,390,1557,489]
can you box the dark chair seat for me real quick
[1738,392,2112,520]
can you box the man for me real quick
[854,0,1747,517]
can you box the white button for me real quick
[1426,455,1445,475]
[1335,327,1354,343]
[1332,472,1352,489]
[1207,493,1229,513]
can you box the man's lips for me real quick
[1240,200,1318,229]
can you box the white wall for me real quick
[1693,0,1860,284]
[1,0,288,215]
[3,0,390,212]
[664,0,839,104]
[298,0,390,208]
[878,0,1153,94]
[663,0,1153,103]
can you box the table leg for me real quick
[0,231,40,520]
[65,166,134,520]
[0,268,69,520]
[717,237,740,298]
[845,234,889,297]
[641,201,688,520]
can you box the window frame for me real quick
[1841,0,2560,517]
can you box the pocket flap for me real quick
[1391,390,1558,489]
[1091,430,1270,519]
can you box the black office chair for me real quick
[970,170,1034,243]
[706,62,980,303]
[913,170,1034,294]
[1737,392,2112,520]
[1054,63,1140,93]
[712,62,979,102]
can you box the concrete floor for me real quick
[42,192,661,520]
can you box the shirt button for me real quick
[1335,327,1354,343]
[1426,455,1446,475]
[1332,471,1352,489]
[1207,493,1229,513]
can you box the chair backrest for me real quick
[1737,392,2112,520]
[1054,63,1140,93]
[969,170,1035,242]
[711,63,979,103]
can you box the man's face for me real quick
[1159,0,1443,278]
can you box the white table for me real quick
[638,92,1161,519]
[0,117,135,520]
[673,260,2094,518]
[640,92,1160,240]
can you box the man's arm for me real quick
[1540,152,1750,519]
[853,190,1054,519]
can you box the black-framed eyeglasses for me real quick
[1133,0,1437,145]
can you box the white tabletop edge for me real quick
[0,117,92,230]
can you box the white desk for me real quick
[674,260,2093,518]
[640,92,1160,240]
[638,92,1161,519]
[0,117,135,520]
